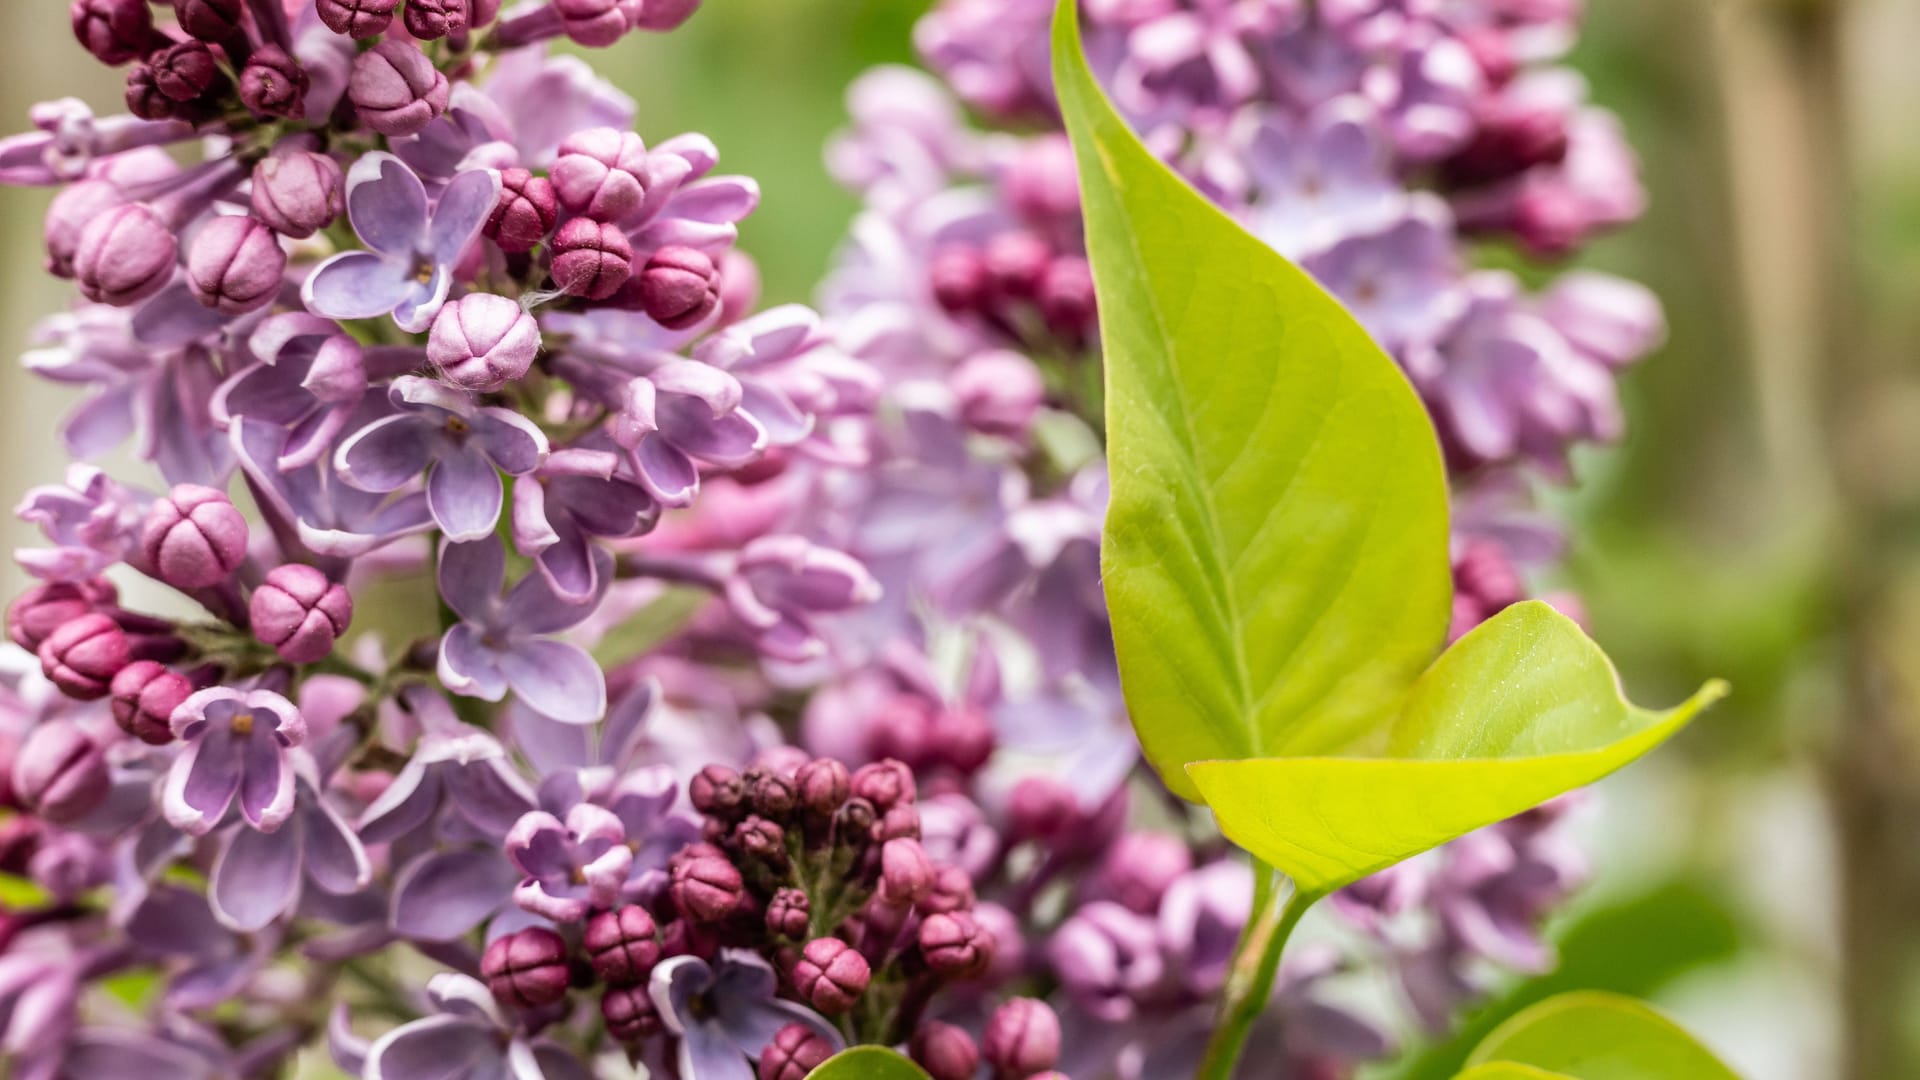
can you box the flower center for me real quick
[232,711,255,736]
[411,253,436,285]
[445,415,470,437]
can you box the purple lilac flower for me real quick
[505,802,633,921]
[436,534,609,724]
[161,687,305,837]
[364,972,586,1079]
[652,950,844,1077]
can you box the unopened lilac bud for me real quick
[632,0,699,31]
[152,41,221,102]
[1092,832,1191,914]
[403,0,468,39]
[796,758,850,816]
[469,0,502,27]
[851,759,915,812]
[931,245,989,315]
[601,983,660,1042]
[12,723,108,824]
[922,864,975,915]
[1005,133,1080,227]
[670,850,744,922]
[318,0,398,37]
[791,937,869,1015]
[1038,255,1096,340]
[481,927,572,1009]
[749,770,798,820]
[142,484,249,589]
[919,910,994,979]
[985,231,1051,301]
[74,203,176,307]
[911,1021,981,1080]
[38,613,130,701]
[716,250,761,327]
[550,218,633,300]
[732,815,787,865]
[984,998,1061,1077]
[689,764,746,818]
[486,168,558,254]
[874,804,920,844]
[879,837,934,907]
[252,150,342,240]
[551,128,649,222]
[7,579,113,652]
[71,0,154,66]
[766,887,809,939]
[44,181,126,279]
[638,246,720,330]
[249,564,352,664]
[554,0,629,49]
[429,294,540,392]
[832,796,876,847]
[124,66,176,122]
[349,41,450,137]
[1008,776,1076,845]
[186,215,286,315]
[584,904,660,986]
[952,350,1044,440]
[758,1023,834,1080]
[172,0,243,41]
[238,45,309,120]
[109,660,190,745]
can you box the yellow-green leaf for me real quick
[1455,1066,1576,1080]
[1463,991,1741,1080]
[808,1046,932,1079]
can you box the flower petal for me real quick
[428,447,504,542]
[499,639,606,726]
[305,795,373,895]
[164,725,242,836]
[438,622,509,702]
[389,847,518,941]
[302,250,413,322]
[238,725,297,832]
[429,168,504,265]
[365,1016,499,1080]
[337,414,436,493]
[471,409,548,476]
[347,152,430,256]
[210,818,303,932]
[437,535,505,622]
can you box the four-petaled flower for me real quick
[652,950,844,1078]
[163,687,307,836]
[505,802,633,922]
[436,534,609,724]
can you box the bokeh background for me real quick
[4,2,1919,1078]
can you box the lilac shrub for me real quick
[0,0,1653,1078]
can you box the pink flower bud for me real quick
[486,168,558,254]
[109,660,189,745]
[71,0,155,66]
[1004,134,1080,227]
[983,998,1061,1077]
[239,45,310,120]
[38,613,130,701]
[252,149,343,240]
[481,927,572,1010]
[1037,255,1096,341]
[850,758,915,812]
[874,804,920,844]
[187,216,286,315]
[429,294,540,392]
[984,231,1051,301]
[601,983,660,1042]
[952,350,1044,441]
[758,1023,834,1080]
[716,250,760,328]
[11,723,109,824]
[124,66,177,122]
[583,904,660,987]
[152,41,221,102]
[689,764,746,818]
[669,850,743,922]
[919,910,994,979]
[632,0,700,31]
[795,758,850,816]
[403,0,468,39]
[142,483,249,589]
[791,937,870,1014]
[911,1021,980,1080]
[766,887,809,939]
[879,837,934,907]
[172,0,243,42]
[550,218,633,300]
[550,127,649,222]
[44,181,126,279]
[931,245,989,315]
[318,0,398,37]
[469,0,502,27]
[6,578,114,652]
[639,246,720,330]
[74,203,176,307]
[921,864,975,915]
[1092,832,1191,914]
[1007,776,1076,844]
[349,41,450,137]
[555,0,629,47]
[249,564,352,664]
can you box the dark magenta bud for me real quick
[550,218,633,300]
[929,245,988,315]
[252,148,343,240]
[832,796,877,847]
[732,815,787,865]
[109,660,190,745]
[757,1022,835,1080]
[878,838,934,907]
[403,0,468,39]
[317,0,398,37]
[1094,832,1192,914]
[688,764,745,818]
[71,0,155,66]
[873,804,921,844]
[795,758,850,816]
[486,168,558,254]
[239,45,310,119]
[124,66,176,122]
[911,1021,981,1080]
[481,927,572,1010]
[1007,776,1076,845]
[983,231,1051,301]
[250,563,353,664]
[38,613,130,701]
[349,41,449,137]
[45,181,128,279]
[7,578,114,653]
[583,904,660,987]
[766,887,809,940]
[550,127,648,222]
[172,0,243,41]
[74,203,177,307]
[749,770,797,820]
[554,0,628,47]
[142,484,249,589]
[790,937,870,1015]
[850,758,915,812]
[919,910,994,980]
[12,723,109,824]
[600,983,660,1042]
[639,246,720,330]
[632,0,699,31]
[670,851,744,923]
[151,41,221,103]
[984,998,1061,1077]
[932,705,997,774]
[186,215,287,315]
[921,864,975,916]
[1037,254,1096,340]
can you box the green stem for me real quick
[1195,864,1318,1080]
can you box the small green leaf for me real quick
[0,872,51,908]
[808,1046,932,1079]
[1463,992,1741,1080]
[1454,1066,1575,1080]
[1052,0,1450,801]
[1187,604,1725,894]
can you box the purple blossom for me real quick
[612,360,767,507]
[161,687,306,836]
[207,765,371,932]
[364,973,585,1080]
[505,802,633,921]
[652,950,844,1078]
[511,448,659,602]
[436,534,609,724]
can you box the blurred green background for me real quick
[5,2,1920,1078]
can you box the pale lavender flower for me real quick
[726,535,882,663]
[511,449,659,602]
[505,802,633,921]
[230,403,436,559]
[13,464,149,582]
[612,360,767,508]
[364,972,585,1080]
[652,950,844,1078]
[1302,195,1465,370]
[436,534,609,724]
[162,687,305,837]
[1240,97,1401,258]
